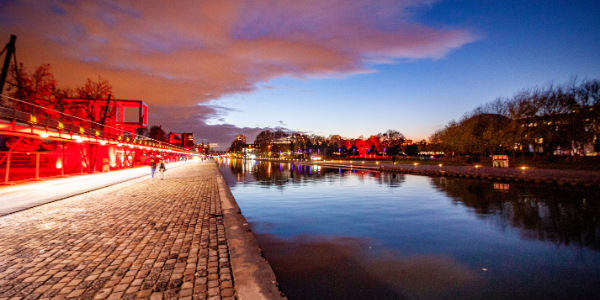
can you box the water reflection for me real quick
[430,177,600,250]
[256,234,481,300]
[220,158,405,188]
[218,158,600,300]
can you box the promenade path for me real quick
[0,161,283,300]
[0,161,189,217]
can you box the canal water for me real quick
[218,159,600,300]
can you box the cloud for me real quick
[0,0,477,143]
[0,0,475,103]
[148,104,286,149]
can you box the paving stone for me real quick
[149,292,163,300]
[106,292,123,300]
[180,289,193,297]
[0,163,236,300]
[137,289,152,298]
[207,287,220,297]
[66,289,85,298]
[220,281,233,289]
[220,288,235,297]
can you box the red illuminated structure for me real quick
[61,97,148,137]
[168,132,195,150]
[337,136,412,158]
[338,136,387,158]
[0,94,195,183]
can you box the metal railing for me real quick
[0,150,182,183]
[0,151,70,182]
[0,94,192,152]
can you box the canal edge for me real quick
[255,159,600,189]
[215,164,287,300]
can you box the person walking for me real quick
[150,158,156,180]
[158,159,167,180]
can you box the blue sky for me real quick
[213,0,600,142]
[1,0,599,149]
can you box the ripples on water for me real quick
[218,159,600,300]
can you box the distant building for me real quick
[242,144,258,158]
[168,132,195,150]
[273,136,293,144]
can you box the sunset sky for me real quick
[1,0,599,149]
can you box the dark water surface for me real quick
[218,159,600,300]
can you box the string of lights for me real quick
[0,93,189,152]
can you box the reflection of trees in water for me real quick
[376,171,405,187]
[430,178,600,250]
[221,159,405,189]
[348,169,406,188]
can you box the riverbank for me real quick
[253,158,600,188]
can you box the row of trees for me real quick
[228,79,599,159]
[0,63,115,151]
[429,78,600,156]
[228,129,423,158]
[2,63,114,121]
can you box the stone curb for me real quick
[216,166,287,300]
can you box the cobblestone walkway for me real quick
[0,162,236,300]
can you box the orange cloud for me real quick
[1,0,476,106]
